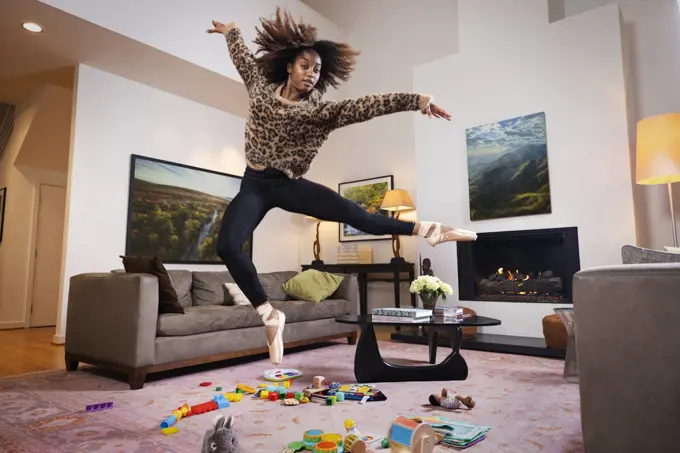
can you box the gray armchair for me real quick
[573,245,680,453]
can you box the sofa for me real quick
[64,269,359,389]
[572,245,680,453]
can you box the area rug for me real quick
[0,340,583,452]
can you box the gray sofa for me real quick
[64,269,359,389]
[573,245,680,453]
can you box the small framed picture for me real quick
[0,187,6,243]
[338,175,393,242]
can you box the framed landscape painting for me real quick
[125,155,251,264]
[338,175,393,242]
[466,111,552,221]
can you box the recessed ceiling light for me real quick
[22,22,44,33]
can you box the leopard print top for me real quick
[225,27,431,179]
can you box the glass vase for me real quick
[419,292,439,310]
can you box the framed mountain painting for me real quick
[466,112,552,221]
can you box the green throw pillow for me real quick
[283,269,344,302]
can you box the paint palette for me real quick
[264,368,303,382]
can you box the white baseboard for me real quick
[52,334,65,344]
[0,321,27,330]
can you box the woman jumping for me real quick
[207,8,476,365]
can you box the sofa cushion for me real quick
[158,305,261,336]
[259,271,298,301]
[168,270,193,308]
[282,269,345,302]
[119,255,184,314]
[157,298,351,336]
[271,299,350,324]
[192,271,234,306]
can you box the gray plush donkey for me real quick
[201,414,239,453]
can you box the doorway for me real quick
[30,184,66,327]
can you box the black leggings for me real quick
[216,166,415,307]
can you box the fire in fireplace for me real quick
[457,227,580,303]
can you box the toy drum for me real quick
[314,441,338,453]
[321,433,343,448]
[303,429,324,449]
[387,416,436,453]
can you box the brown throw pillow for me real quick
[119,255,184,314]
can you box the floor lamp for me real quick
[636,113,680,247]
[381,189,415,264]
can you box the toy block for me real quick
[269,392,280,401]
[283,380,291,389]
[278,387,288,395]
[215,387,222,391]
[294,392,303,401]
[85,401,113,412]
[237,384,256,394]
[326,396,337,406]
[336,392,345,402]
[235,388,244,394]
[260,390,269,399]
[161,426,178,435]
[259,383,268,388]
[300,396,310,404]
[286,392,295,399]
[213,395,230,409]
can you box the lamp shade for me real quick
[636,113,680,185]
[381,189,415,212]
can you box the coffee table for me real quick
[336,314,501,383]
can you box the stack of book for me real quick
[432,306,469,322]
[371,307,432,323]
[337,243,373,264]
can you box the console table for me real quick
[301,261,416,315]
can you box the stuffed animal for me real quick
[428,388,476,410]
[201,414,239,453]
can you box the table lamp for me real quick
[380,189,415,264]
[636,113,680,247]
[305,216,325,267]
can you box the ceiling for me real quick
[0,0,249,117]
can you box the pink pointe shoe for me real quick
[417,221,477,246]
[258,303,286,365]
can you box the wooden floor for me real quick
[0,327,65,378]
[0,326,396,379]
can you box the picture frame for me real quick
[466,111,552,221]
[125,154,252,264]
[0,187,6,243]
[338,175,394,243]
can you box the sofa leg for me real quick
[128,368,148,390]
[65,353,79,371]
[347,331,358,345]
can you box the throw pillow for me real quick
[223,283,251,305]
[119,255,184,314]
[282,269,345,303]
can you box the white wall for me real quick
[562,0,680,249]
[0,84,72,328]
[413,1,636,337]
[55,65,304,342]
[300,0,460,312]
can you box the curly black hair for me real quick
[253,7,360,94]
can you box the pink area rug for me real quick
[0,340,583,452]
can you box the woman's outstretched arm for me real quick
[207,20,262,93]
[317,93,450,129]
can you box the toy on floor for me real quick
[264,368,303,382]
[201,414,239,453]
[428,388,475,410]
[387,416,436,453]
[85,401,113,412]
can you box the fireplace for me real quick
[457,227,580,303]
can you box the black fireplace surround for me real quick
[457,227,580,303]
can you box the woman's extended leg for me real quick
[215,188,286,365]
[276,178,476,244]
